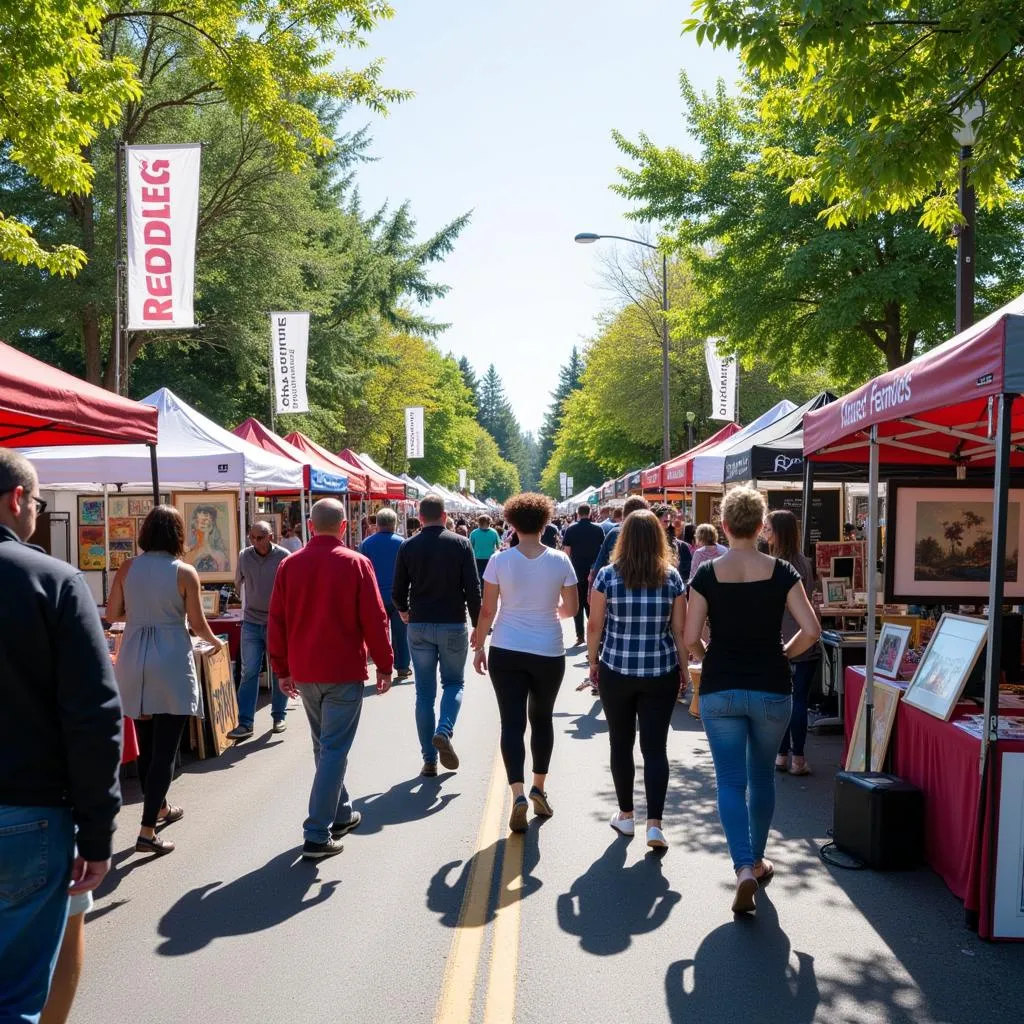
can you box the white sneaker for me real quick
[609,813,635,837]
[646,826,668,849]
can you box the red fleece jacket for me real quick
[268,535,394,682]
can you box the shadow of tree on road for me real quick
[155,849,338,955]
[352,774,459,835]
[557,835,680,954]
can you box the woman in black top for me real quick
[684,488,820,914]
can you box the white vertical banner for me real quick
[704,338,737,421]
[567,476,574,495]
[469,479,476,494]
[459,468,467,490]
[559,472,567,498]
[270,313,310,414]
[405,406,425,459]
[126,144,201,330]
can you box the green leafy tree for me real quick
[538,346,584,470]
[684,2,1023,234]
[613,74,1024,376]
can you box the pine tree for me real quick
[478,364,529,489]
[538,347,584,468]
[458,356,480,411]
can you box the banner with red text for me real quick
[126,144,201,330]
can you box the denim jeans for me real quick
[298,684,364,844]
[408,622,468,763]
[779,660,817,757]
[700,688,793,871]
[385,603,410,673]
[0,804,74,1022]
[237,621,288,728]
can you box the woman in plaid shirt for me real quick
[588,510,687,849]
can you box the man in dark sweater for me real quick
[562,503,606,646]
[392,496,481,776]
[0,450,122,1020]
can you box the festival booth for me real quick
[650,423,745,522]
[557,485,600,515]
[283,431,368,496]
[357,452,417,532]
[804,292,1024,940]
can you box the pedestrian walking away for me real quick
[279,522,304,553]
[469,512,502,583]
[268,498,394,860]
[0,450,122,1023]
[589,495,650,583]
[763,509,822,777]
[392,495,481,777]
[586,510,686,850]
[687,522,728,583]
[107,505,226,857]
[684,487,820,914]
[360,507,412,680]
[561,502,605,646]
[472,492,578,833]
[229,520,291,741]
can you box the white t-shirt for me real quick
[484,547,578,657]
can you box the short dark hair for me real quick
[623,496,649,517]
[503,492,554,535]
[138,504,186,557]
[419,496,445,522]
[577,504,591,518]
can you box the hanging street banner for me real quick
[469,479,476,494]
[126,144,201,330]
[559,472,567,497]
[459,468,467,490]
[704,338,737,421]
[567,476,574,495]
[405,406,425,459]
[269,313,310,414]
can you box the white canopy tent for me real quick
[558,485,598,513]
[690,401,798,486]
[358,452,410,497]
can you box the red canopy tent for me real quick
[283,432,368,496]
[337,449,405,500]
[645,423,743,490]
[232,418,350,494]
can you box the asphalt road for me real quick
[74,626,1024,1023]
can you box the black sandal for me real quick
[157,804,184,826]
[136,833,175,856]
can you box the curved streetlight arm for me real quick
[575,232,658,251]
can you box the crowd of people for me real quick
[1,440,824,1020]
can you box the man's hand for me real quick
[376,671,393,694]
[278,675,299,699]
[69,856,110,894]
[473,647,487,675]
[398,610,409,624]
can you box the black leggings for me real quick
[599,664,679,819]
[134,714,188,828]
[488,646,566,785]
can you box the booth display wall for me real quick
[767,488,841,543]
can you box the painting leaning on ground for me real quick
[914,502,1020,583]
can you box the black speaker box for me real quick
[833,772,924,870]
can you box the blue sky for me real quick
[343,1,737,433]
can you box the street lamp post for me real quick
[685,410,696,451]
[953,100,985,334]
[575,232,671,462]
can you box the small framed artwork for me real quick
[873,623,912,680]
[880,614,922,648]
[200,591,220,616]
[128,496,154,518]
[174,491,240,584]
[78,526,106,570]
[903,613,989,721]
[108,518,136,543]
[108,496,131,518]
[845,680,902,772]
[78,496,105,526]
[108,540,135,570]
[261,512,283,541]
[823,577,850,607]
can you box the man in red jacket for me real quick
[268,498,394,860]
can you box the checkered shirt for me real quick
[593,565,685,676]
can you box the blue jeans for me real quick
[298,684,364,844]
[385,604,410,673]
[408,622,468,763]
[237,621,288,728]
[700,689,793,871]
[779,660,817,757]
[0,805,74,1022]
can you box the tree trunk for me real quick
[82,303,102,385]
[883,301,905,371]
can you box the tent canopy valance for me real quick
[652,423,743,490]
[804,294,1024,468]
[357,452,409,499]
[283,431,367,495]
[691,401,796,486]
[338,449,404,500]
[232,418,349,493]
[0,341,158,448]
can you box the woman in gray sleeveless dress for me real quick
[107,505,224,855]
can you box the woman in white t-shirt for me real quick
[472,492,578,834]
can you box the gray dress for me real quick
[115,551,202,718]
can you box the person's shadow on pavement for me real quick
[556,835,680,954]
[352,775,459,835]
[553,699,608,740]
[664,892,818,1024]
[155,849,339,955]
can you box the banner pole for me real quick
[113,143,124,395]
[268,351,276,434]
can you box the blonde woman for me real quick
[587,511,687,849]
[684,488,820,914]
[687,523,727,582]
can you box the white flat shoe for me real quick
[609,813,635,837]
[646,826,668,849]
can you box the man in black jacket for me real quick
[393,495,481,776]
[0,450,123,1020]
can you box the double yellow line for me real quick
[435,746,526,1024]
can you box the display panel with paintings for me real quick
[845,680,902,772]
[816,541,866,591]
[174,492,239,583]
[902,613,989,721]
[885,481,1024,603]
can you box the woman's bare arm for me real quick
[783,582,822,660]
[683,589,708,662]
[105,561,131,621]
[558,584,579,620]
[179,564,224,647]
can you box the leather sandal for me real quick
[136,833,175,855]
[754,859,775,885]
[156,804,184,826]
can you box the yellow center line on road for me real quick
[483,825,525,1024]
[434,745,508,1023]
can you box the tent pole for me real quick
[148,444,160,506]
[300,490,309,543]
[102,484,110,605]
[113,142,124,396]
[801,457,814,557]
[863,425,880,772]
[238,483,246,563]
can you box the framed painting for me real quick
[885,480,1024,603]
[173,491,239,584]
[816,541,866,590]
[880,614,922,649]
[823,577,850,607]
[108,496,131,518]
[260,512,283,541]
[903,613,989,721]
[200,591,220,616]
[128,496,154,517]
[78,496,105,526]
[108,518,136,544]
[78,526,105,570]
[873,623,912,680]
[845,680,902,772]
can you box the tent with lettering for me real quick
[645,423,744,491]
[691,401,797,486]
[232,418,349,493]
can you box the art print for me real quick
[128,497,154,517]
[174,492,239,583]
[78,497,105,526]
[78,526,105,570]
[823,577,849,607]
[873,623,912,680]
[845,680,902,773]
[108,496,130,518]
[903,613,988,721]
[108,518,136,543]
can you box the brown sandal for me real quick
[732,876,758,914]
[754,859,775,885]
[136,833,175,856]
[157,804,184,826]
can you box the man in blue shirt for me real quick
[360,507,411,679]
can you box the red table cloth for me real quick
[122,716,139,764]
[844,666,1024,939]
[208,610,243,660]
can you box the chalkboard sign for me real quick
[767,489,840,544]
